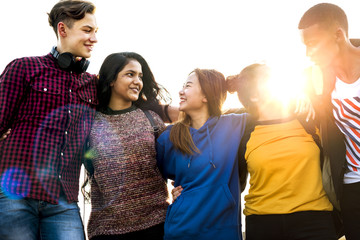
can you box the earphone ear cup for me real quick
[74,58,90,73]
[82,59,90,72]
[57,52,75,70]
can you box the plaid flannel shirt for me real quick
[0,53,98,204]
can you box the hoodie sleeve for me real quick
[156,129,176,181]
[222,112,248,134]
[156,136,167,179]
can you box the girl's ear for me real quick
[110,81,114,87]
[202,96,208,103]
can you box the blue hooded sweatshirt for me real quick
[156,113,247,240]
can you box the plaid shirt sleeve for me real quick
[0,59,30,135]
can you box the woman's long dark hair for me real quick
[97,52,171,118]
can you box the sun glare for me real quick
[262,53,323,111]
[221,60,322,113]
[223,92,243,112]
[267,65,305,106]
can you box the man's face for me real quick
[62,13,98,59]
[300,23,339,68]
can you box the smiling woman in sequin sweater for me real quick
[83,52,172,240]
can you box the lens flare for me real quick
[1,167,31,199]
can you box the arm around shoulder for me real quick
[156,128,175,180]
[156,132,167,178]
[162,105,179,123]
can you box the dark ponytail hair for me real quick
[226,63,270,119]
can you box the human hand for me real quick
[0,129,11,141]
[171,182,183,203]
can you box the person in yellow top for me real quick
[228,63,337,240]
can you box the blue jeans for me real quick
[0,189,85,240]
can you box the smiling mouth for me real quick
[85,45,94,51]
[130,88,140,93]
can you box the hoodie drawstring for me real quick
[206,126,216,168]
[187,124,216,169]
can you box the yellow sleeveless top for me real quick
[244,119,333,216]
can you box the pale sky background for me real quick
[1,0,359,237]
[2,0,359,108]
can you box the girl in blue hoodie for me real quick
[156,69,247,240]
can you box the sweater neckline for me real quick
[103,105,137,115]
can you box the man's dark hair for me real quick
[48,0,96,38]
[298,3,348,36]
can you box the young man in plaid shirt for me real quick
[0,0,98,239]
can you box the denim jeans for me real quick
[0,189,85,240]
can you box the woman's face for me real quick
[178,72,207,113]
[110,59,143,107]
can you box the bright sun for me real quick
[222,58,324,113]
[267,63,307,107]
